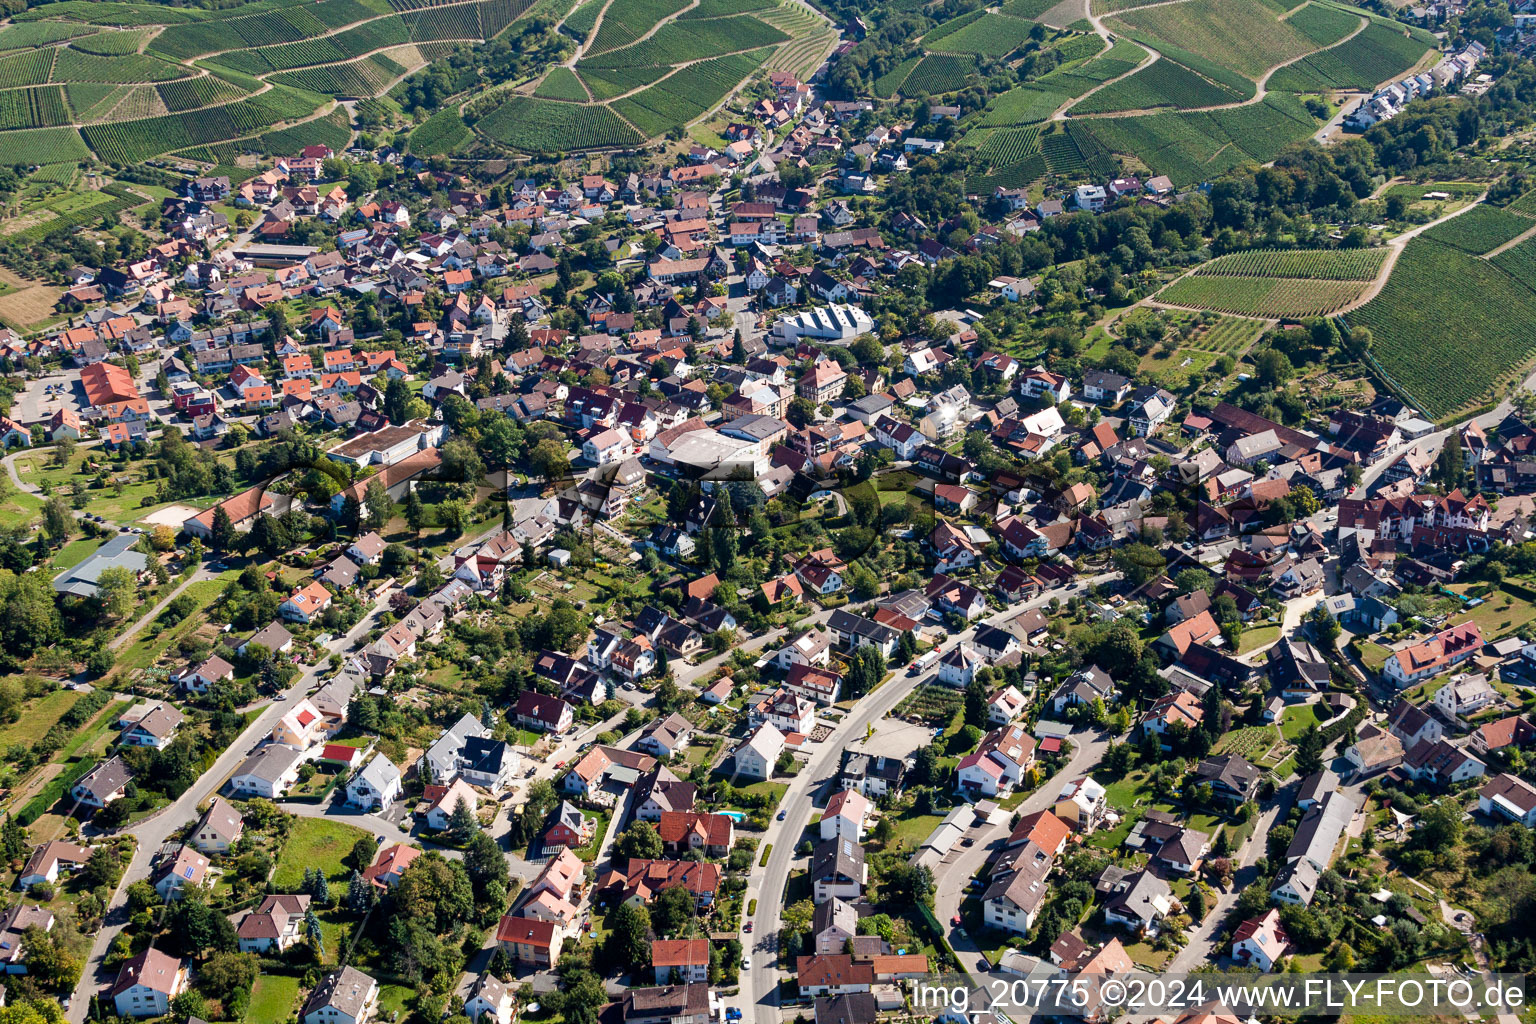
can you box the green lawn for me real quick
[1357,641,1392,673]
[1279,703,1322,742]
[0,489,41,529]
[881,811,943,855]
[49,536,100,571]
[0,687,82,749]
[271,816,373,889]
[1450,585,1536,639]
[376,984,415,1021]
[246,973,300,1024]
[1236,624,1282,654]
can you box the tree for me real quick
[384,378,414,424]
[1254,348,1293,387]
[210,505,237,551]
[1294,724,1326,776]
[963,678,988,729]
[449,796,479,842]
[96,566,136,619]
[0,814,25,863]
[615,821,662,862]
[651,884,695,935]
[603,902,651,973]
[346,870,376,914]
[364,478,394,530]
[41,497,72,543]
[404,490,428,538]
[528,438,569,480]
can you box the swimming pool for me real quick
[718,810,747,822]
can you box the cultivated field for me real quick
[1349,238,1536,417]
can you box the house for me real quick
[347,754,402,811]
[1050,666,1116,714]
[1192,754,1260,804]
[601,859,721,907]
[120,702,187,749]
[1135,691,1204,749]
[111,949,188,1018]
[1383,622,1483,687]
[237,893,312,953]
[18,840,91,889]
[1433,672,1498,720]
[274,698,327,749]
[1271,858,1321,907]
[190,798,244,854]
[72,755,133,808]
[459,736,518,792]
[1055,775,1107,831]
[1285,791,1358,872]
[1387,700,1444,749]
[1232,909,1290,970]
[464,975,514,1024]
[425,778,480,831]
[515,691,574,734]
[956,725,1036,798]
[813,897,859,955]
[1102,869,1174,935]
[229,743,306,799]
[0,904,52,973]
[819,788,870,842]
[982,840,1053,934]
[52,534,148,599]
[839,751,906,799]
[657,811,734,857]
[734,723,786,780]
[811,836,866,903]
[652,939,710,984]
[280,581,333,624]
[938,644,985,688]
[1470,715,1536,756]
[1479,773,1536,827]
[637,712,693,758]
[150,847,210,902]
[622,985,710,1024]
[302,967,379,1024]
[363,843,421,890]
[1345,723,1405,778]
[1403,737,1486,785]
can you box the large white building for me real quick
[769,304,873,343]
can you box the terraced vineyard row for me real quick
[579,14,787,68]
[900,53,976,96]
[1072,54,1247,113]
[0,49,55,89]
[1156,274,1369,316]
[81,85,326,163]
[157,75,252,112]
[585,0,690,55]
[1191,247,1389,281]
[611,47,769,136]
[273,51,412,95]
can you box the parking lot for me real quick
[13,372,82,424]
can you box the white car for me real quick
[741,956,751,970]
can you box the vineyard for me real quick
[925,12,1037,57]
[0,126,91,166]
[0,86,70,130]
[407,106,470,153]
[157,75,251,112]
[474,94,643,151]
[534,66,590,101]
[0,49,55,89]
[272,51,413,95]
[578,14,787,68]
[1350,238,1536,418]
[1070,92,1319,186]
[1286,2,1360,45]
[1492,236,1536,282]
[1110,0,1327,80]
[52,50,193,83]
[1267,18,1431,91]
[1421,203,1536,256]
[1190,248,1389,281]
[72,30,152,56]
[561,0,602,41]
[1156,274,1370,317]
[586,0,691,55]
[901,54,977,96]
[1071,53,1247,113]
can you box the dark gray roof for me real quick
[53,534,147,597]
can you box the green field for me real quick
[246,974,301,1024]
[0,688,82,750]
[476,93,644,151]
[925,11,1038,56]
[1349,237,1536,417]
[271,817,375,889]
